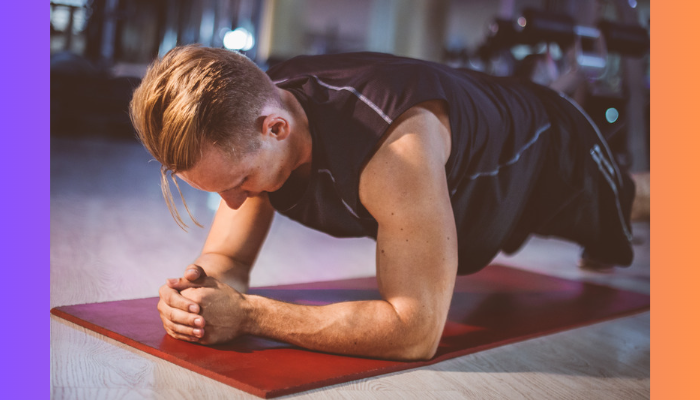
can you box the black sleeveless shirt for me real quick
[266,52,554,274]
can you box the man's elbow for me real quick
[394,321,443,361]
[400,343,439,362]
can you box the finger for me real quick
[165,329,201,343]
[184,264,208,282]
[165,306,206,328]
[166,276,204,292]
[161,315,201,341]
[166,319,205,338]
[161,315,204,340]
[160,284,200,313]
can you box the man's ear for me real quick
[260,114,290,141]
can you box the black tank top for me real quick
[266,52,553,274]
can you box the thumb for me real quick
[184,264,208,282]
[165,276,202,291]
[166,264,208,291]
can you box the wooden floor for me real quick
[51,138,650,399]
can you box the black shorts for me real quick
[502,90,635,266]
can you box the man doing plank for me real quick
[129,45,643,361]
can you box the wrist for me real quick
[240,294,261,336]
[193,253,251,292]
[219,268,250,293]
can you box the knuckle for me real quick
[163,290,174,304]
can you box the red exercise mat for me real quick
[51,265,649,398]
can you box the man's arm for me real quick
[157,193,274,342]
[179,101,459,360]
[195,193,275,292]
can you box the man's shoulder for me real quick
[358,100,454,224]
[361,100,452,187]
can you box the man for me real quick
[129,45,643,361]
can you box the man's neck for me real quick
[278,88,313,175]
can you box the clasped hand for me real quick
[157,265,247,345]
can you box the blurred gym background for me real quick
[51,0,649,171]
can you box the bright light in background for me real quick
[606,108,619,123]
[548,42,562,60]
[223,27,255,51]
[50,3,87,33]
[628,0,638,8]
[51,7,71,32]
[510,45,532,60]
[71,8,87,32]
[577,54,607,69]
[517,17,527,28]
[52,0,87,5]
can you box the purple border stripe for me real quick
[0,2,49,398]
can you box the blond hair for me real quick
[129,45,279,229]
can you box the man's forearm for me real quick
[194,252,251,293]
[241,295,442,361]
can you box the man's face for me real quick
[177,140,289,210]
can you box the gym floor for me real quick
[51,137,649,399]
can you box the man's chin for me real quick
[225,198,247,210]
[269,180,286,193]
